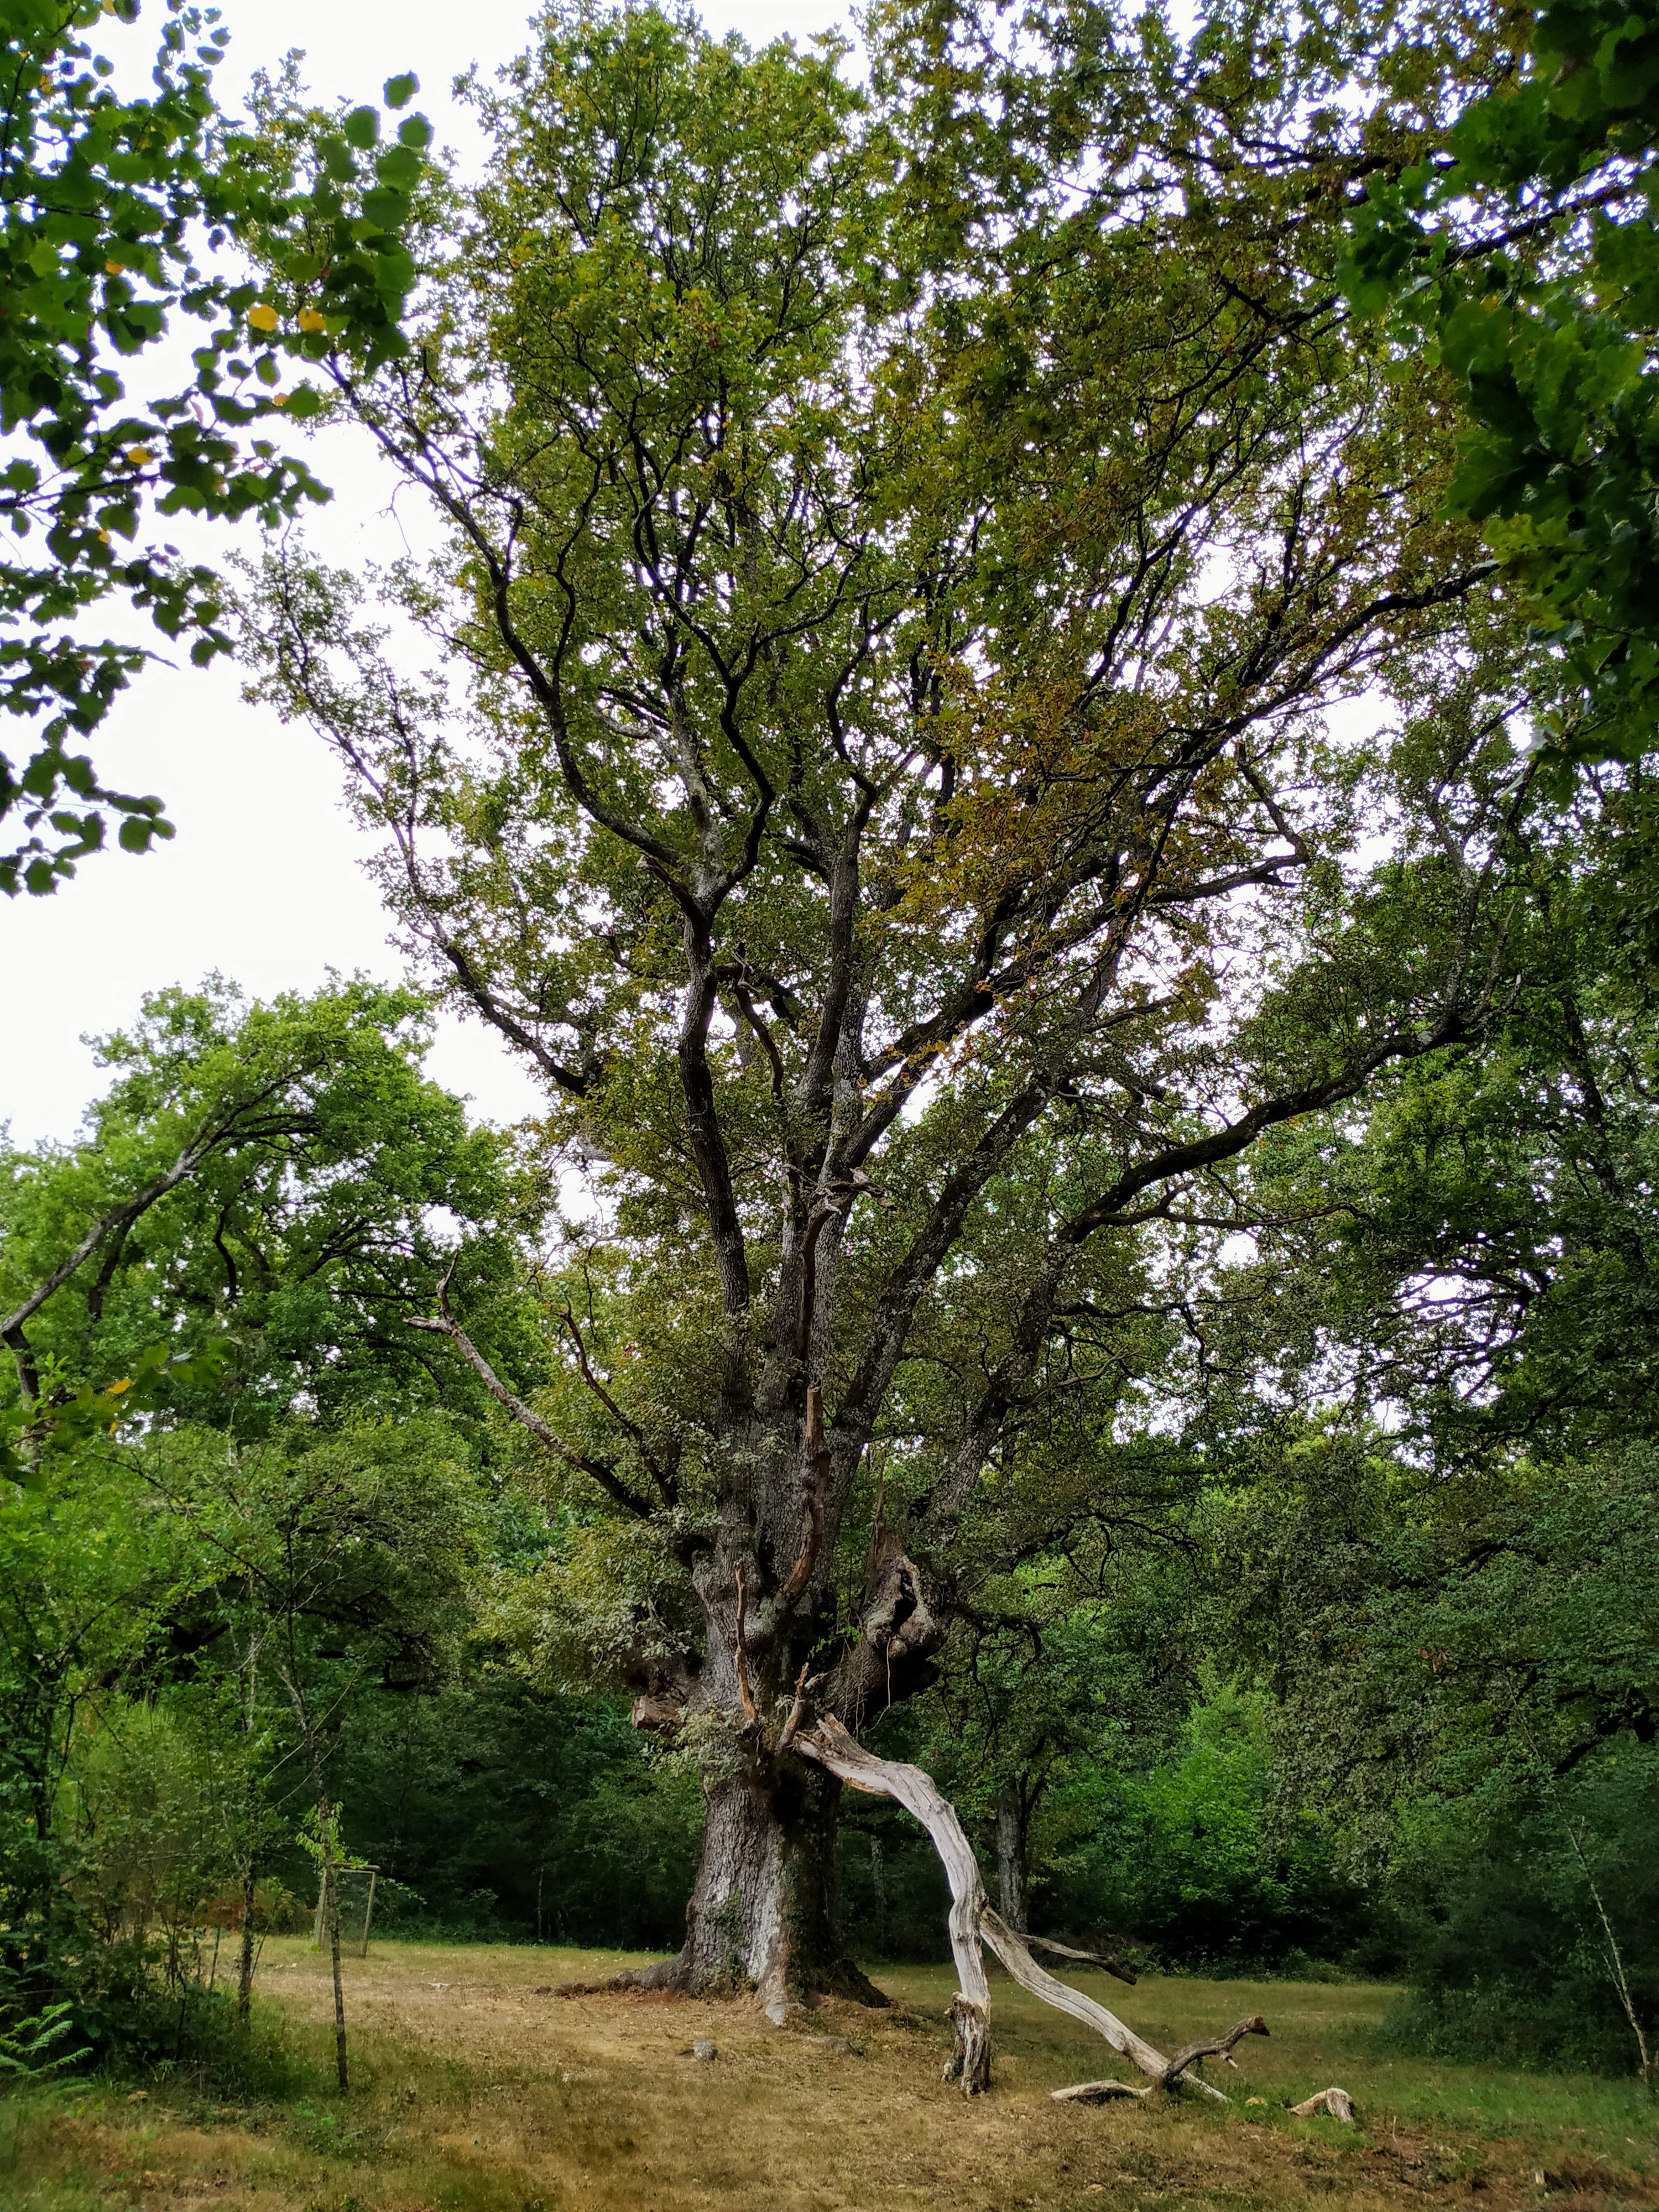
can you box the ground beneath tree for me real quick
[6,1940,1657,2211]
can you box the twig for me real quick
[778,1663,823,1752]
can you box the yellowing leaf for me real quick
[105,260,126,275]
[106,1378,132,1395]
[298,309,328,333]
[125,447,154,465]
[247,304,280,332]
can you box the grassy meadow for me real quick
[3,1939,1656,2212]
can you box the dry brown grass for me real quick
[5,1939,1658,2212]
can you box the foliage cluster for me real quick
[0,0,434,894]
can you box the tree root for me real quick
[794,1718,1269,2103]
[817,1955,895,2010]
[557,1944,891,2011]
[556,1952,689,1998]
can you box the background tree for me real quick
[1173,763,1659,2067]
[0,977,514,2072]
[0,976,505,1430]
[242,0,1535,2040]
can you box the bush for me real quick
[1037,1688,1371,1970]
[312,1677,704,1948]
[1385,1749,1659,2074]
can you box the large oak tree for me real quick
[243,0,1537,2062]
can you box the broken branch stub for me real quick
[1024,1932,1138,1986]
[792,1719,1256,2103]
[1161,2016,1270,2084]
[979,1906,1219,2096]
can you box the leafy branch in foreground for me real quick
[0,0,435,895]
[1340,0,1659,775]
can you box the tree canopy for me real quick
[232,0,1548,2035]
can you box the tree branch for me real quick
[407,1276,654,1519]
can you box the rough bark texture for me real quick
[674,1765,858,2020]
[600,1742,888,2015]
[996,1788,1027,1933]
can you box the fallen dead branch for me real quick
[794,1718,1262,2100]
[1162,2015,1270,2082]
[1290,2086,1357,2122]
[1050,2080,1152,2105]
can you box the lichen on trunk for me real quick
[667,1762,880,2016]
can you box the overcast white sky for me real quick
[1,0,845,1148]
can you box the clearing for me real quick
[4,1938,1657,2210]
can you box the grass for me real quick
[2,1938,1657,2211]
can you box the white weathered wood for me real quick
[1290,2086,1356,2122]
[1024,1931,1137,1985]
[794,1718,992,2088]
[979,1907,1227,2102]
[794,1719,1244,2103]
[1050,2079,1151,2104]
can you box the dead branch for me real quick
[557,1301,679,1506]
[1161,2015,1269,2083]
[1050,2080,1152,2104]
[978,1906,1221,2098]
[1025,1932,1138,1986]
[793,1718,1255,2100]
[778,1663,822,1753]
[408,1267,654,1519]
[1290,2086,1357,2122]
[793,1717,993,2090]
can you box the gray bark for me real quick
[995,1788,1027,1933]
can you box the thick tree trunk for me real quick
[681,1766,823,2020]
[615,1408,938,2015]
[624,1757,887,2018]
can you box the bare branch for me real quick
[407,1275,653,1519]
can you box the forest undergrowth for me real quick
[3,1940,1657,2212]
